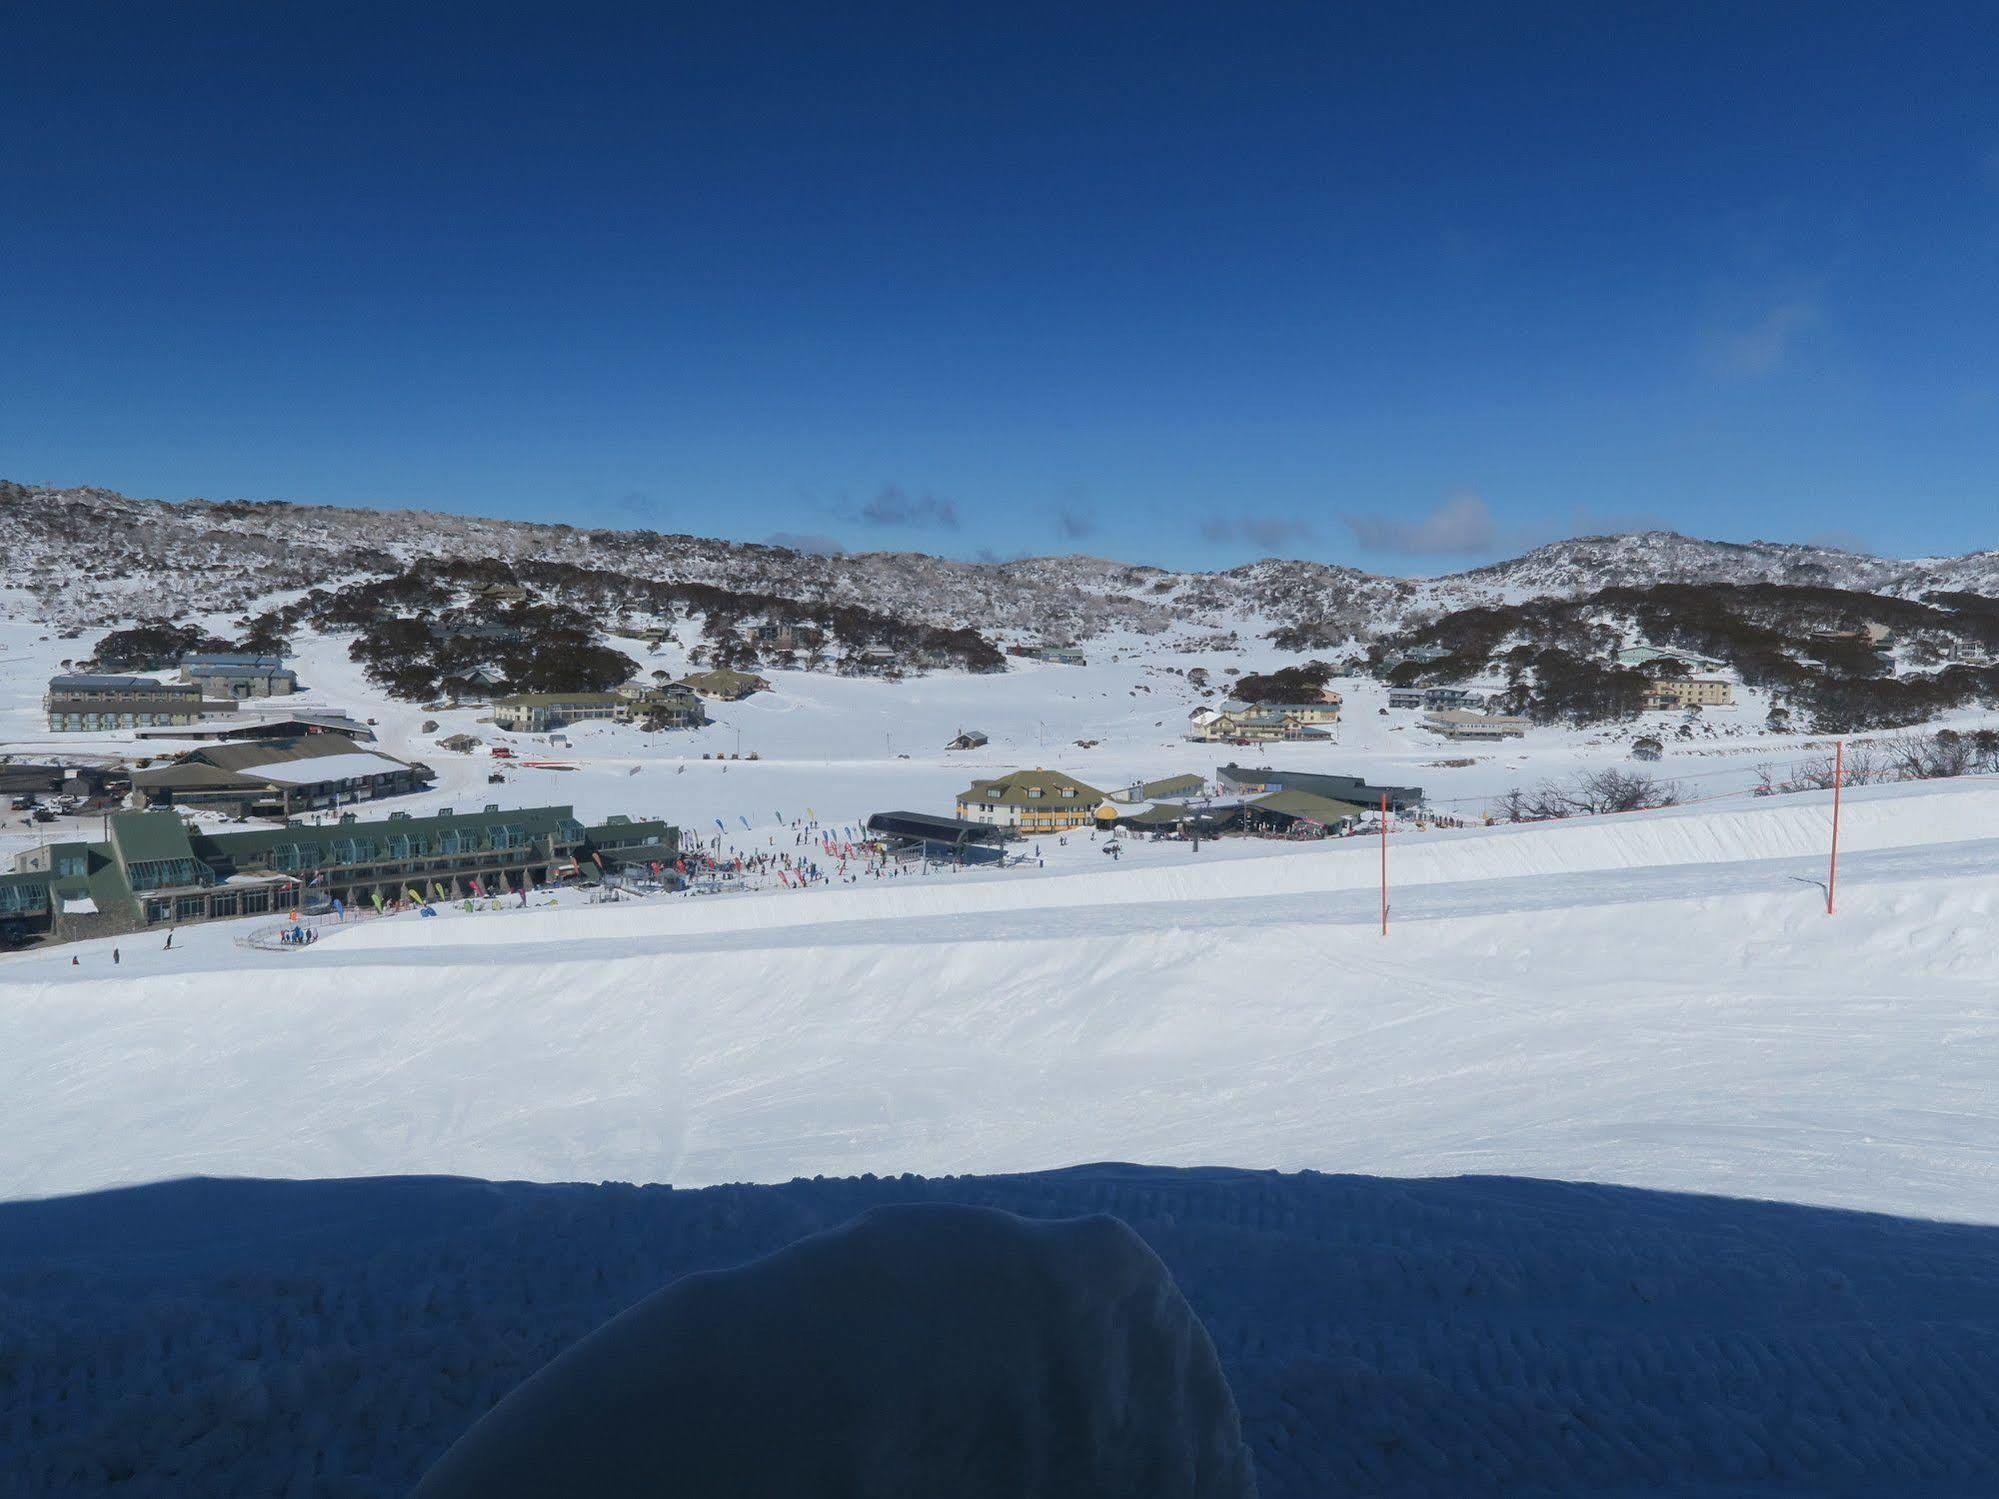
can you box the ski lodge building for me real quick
[954,769,1105,832]
[0,804,675,948]
[129,736,432,818]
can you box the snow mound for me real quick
[413,1203,1255,1499]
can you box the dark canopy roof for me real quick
[865,811,1007,847]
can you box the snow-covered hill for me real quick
[9,478,1998,641]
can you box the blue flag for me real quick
[714,818,726,832]
[739,814,751,830]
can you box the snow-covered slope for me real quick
[6,779,1999,1221]
[10,478,1998,640]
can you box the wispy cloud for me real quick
[1344,491,1497,556]
[858,483,960,531]
[1707,299,1820,378]
[1054,504,1096,541]
[765,530,845,555]
[1199,514,1315,552]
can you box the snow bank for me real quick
[413,1204,1255,1499]
[337,778,1999,953]
[8,1165,1999,1498]
[7,783,1999,1216]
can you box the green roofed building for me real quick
[1243,789,1373,835]
[3,804,677,947]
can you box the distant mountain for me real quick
[3,479,1994,643]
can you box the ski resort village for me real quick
[15,13,1999,1492]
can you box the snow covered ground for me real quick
[7,1164,1999,1497]
[0,612,1943,875]
[8,606,1999,1494]
[7,776,1999,1223]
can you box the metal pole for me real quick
[1380,792,1389,936]
[1827,738,1843,916]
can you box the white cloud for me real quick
[1344,491,1497,556]
[1708,300,1820,378]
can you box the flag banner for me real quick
[714,818,726,832]
[739,814,751,830]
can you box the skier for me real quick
[113,947,120,965]
[164,930,173,950]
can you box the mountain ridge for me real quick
[5,479,1995,641]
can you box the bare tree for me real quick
[1503,768,1684,820]
[1883,728,1973,782]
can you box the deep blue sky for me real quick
[3,4,1996,571]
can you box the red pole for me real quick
[1380,792,1389,936]
[1827,739,1843,916]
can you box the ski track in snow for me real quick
[5,779,1999,1220]
[5,1165,1999,1497]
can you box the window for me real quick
[0,883,47,915]
[1028,787,1043,799]
[126,857,206,892]
[55,855,86,879]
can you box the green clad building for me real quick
[0,803,676,947]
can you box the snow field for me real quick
[336,775,1997,952]
[7,780,1999,1217]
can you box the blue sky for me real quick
[3,3,1996,571]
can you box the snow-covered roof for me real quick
[229,751,410,784]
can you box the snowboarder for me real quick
[113,948,119,965]
[164,930,173,950]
